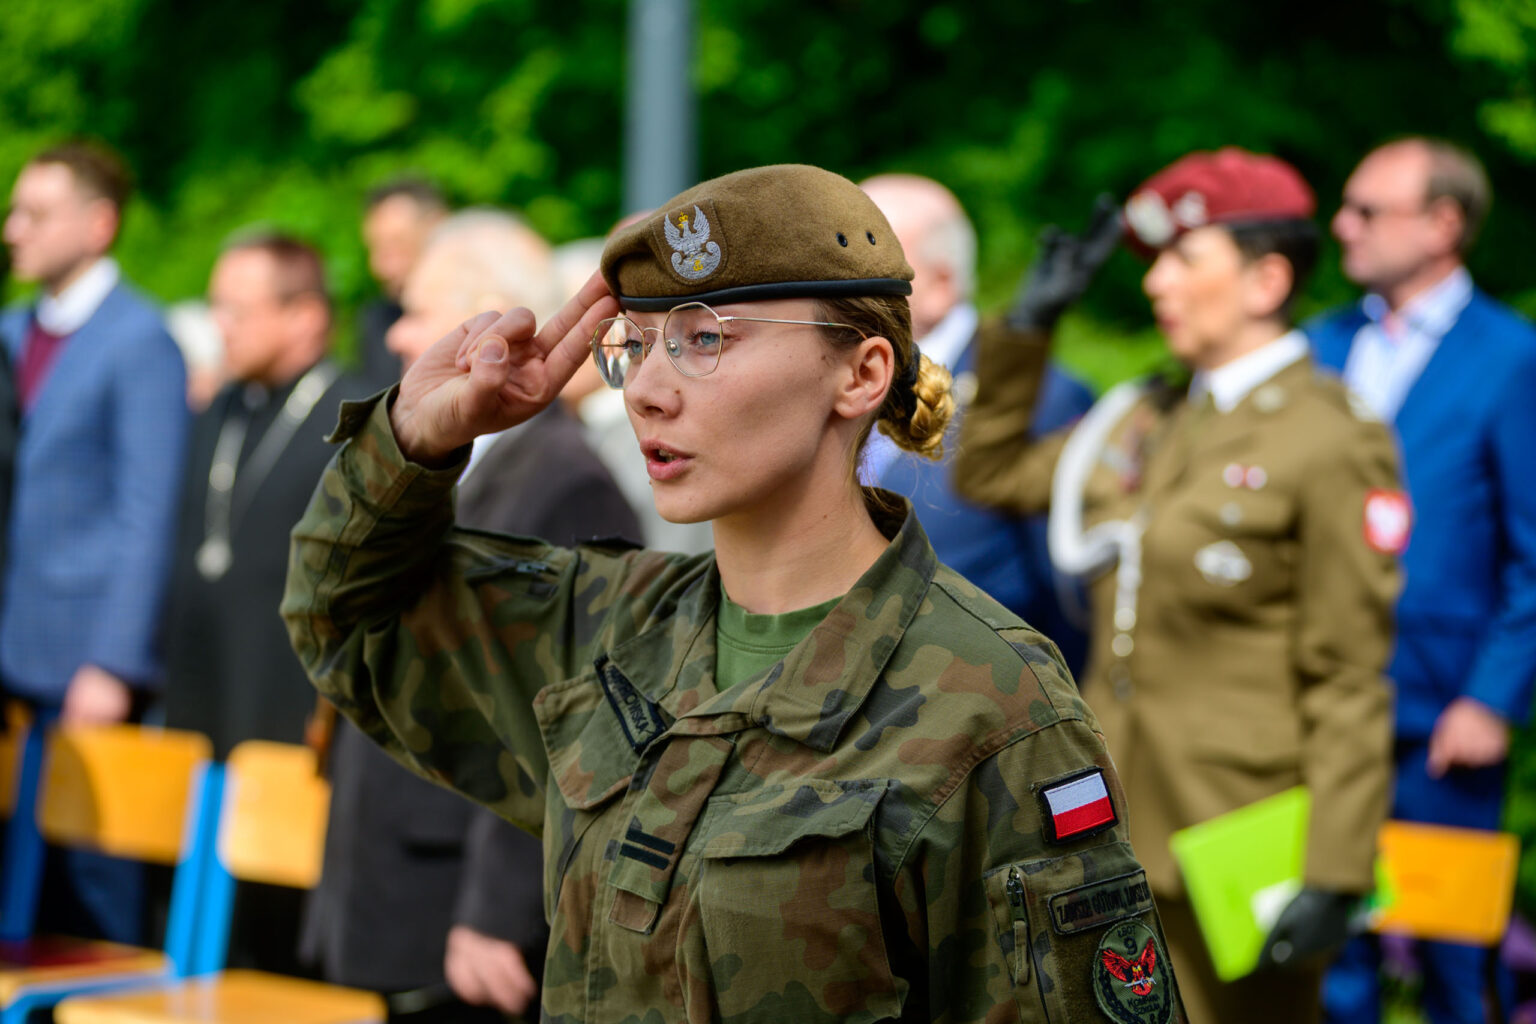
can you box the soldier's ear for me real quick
[1241,252,1293,322]
[831,335,894,422]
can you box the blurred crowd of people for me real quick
[0,133,1531,1024]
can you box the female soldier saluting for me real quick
[284,164,1183,1024]
[956,150,1401,1023]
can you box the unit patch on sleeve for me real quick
[1038,768,1118,844]
[1094,919,1175,1024]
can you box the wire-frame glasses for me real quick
[590,301,861,389]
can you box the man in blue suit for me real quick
[861,174,1092,672]
[0,142,189,942]
[1309,137,1536,1024]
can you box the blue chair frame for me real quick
[0,731,225,1023]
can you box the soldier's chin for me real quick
[653,491,715,526]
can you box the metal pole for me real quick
[624,0,696,215]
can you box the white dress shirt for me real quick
[1187,329,1310,414]
[35,257,120,335]
[1342,266,1472,422]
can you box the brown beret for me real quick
[601,164,914,312]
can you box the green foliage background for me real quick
[5,0,1536,915]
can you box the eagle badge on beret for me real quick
[1124,191,1175,248]
[665,204,723,281]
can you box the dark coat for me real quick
[356,297,403,393]
[161,363,363,756]
[303,402,642,993]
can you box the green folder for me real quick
[1167,786,1310,981]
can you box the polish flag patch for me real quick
[1040,769,1118,844]
[1364,489,1411,555]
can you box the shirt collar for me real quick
[917,302,978,370]
[1188,330,1310,414]
[605,491,938,752]
[1361,265,1472,340]
[35,257,120,335]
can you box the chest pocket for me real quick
[1150,481,1298,613]
[534,669,642,920]
[689,778,900,1024]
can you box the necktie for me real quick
[17,319,66,411]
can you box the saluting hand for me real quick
[389,272,620,465]
[1006,193,1123,331]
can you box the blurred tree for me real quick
[2,0,1534,359]
[1451,0,1536,159]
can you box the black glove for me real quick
[1005,193,1123,331]
[1256,887,1358,970]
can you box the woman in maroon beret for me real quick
[956,148,1404,1022]
[285,163,1186,1022]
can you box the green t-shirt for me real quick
[715,590,843,690]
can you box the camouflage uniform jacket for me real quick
[283,393,1186,1024]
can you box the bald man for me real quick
[305,210,640,1023]
[861,173,1094,672]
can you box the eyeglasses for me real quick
[1338,199,1428,224]
[590,301,861,389]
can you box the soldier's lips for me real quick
[643,442,693,481]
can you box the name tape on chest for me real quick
[1364,489,1411,555]
[1039,769,1118,844]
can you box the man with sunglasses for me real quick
[1309,137,1536,1024]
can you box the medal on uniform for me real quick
[196,535,233,581]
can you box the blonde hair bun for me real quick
[880,352,954,461]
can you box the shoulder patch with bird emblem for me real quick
[1094,919,1175,1024]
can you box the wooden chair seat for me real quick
[55,969,385,1024]
[0,940,167,1002]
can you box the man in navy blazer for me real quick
[861,174,1092,672]
[0,142,188,942]
[1309,137,1536,1024]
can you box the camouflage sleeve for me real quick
[282,391,651,830]
[896,654,1185,1023]
[1293,414,1400,891]
[952,318,1071,515]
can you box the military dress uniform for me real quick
[282,390,1185,1024]
[955,321,1401,1022]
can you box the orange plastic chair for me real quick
[0,724,218,1023]
[56,741,385,1024]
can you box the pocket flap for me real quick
[534,671,639,810]
[696,778,887,859]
